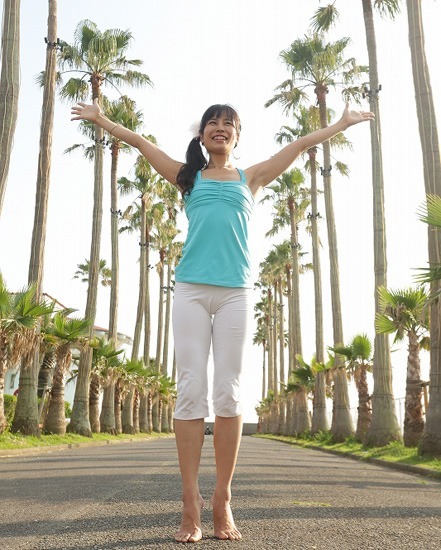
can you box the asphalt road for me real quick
[1,436,441,550]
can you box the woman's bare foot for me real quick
[211,494,242,541]
[175,495,204,543]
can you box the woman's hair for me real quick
[177,104,241,196]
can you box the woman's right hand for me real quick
[71,98,101,122]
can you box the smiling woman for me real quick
[177,104,242,196]
[71,96,372,542]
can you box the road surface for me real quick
[1,436,440,549]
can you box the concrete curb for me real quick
[0,434,174,458]
[256,435,441,481]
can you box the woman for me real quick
[71,100,374,542]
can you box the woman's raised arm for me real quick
[71,99,183,185]
[245,104,374,196]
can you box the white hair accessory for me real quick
[189,121,200,138]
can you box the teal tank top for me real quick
[175,169,255,288]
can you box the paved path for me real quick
[1,436,441,549]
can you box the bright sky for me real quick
[1,1,440,423]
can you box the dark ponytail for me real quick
[176,137,207,196]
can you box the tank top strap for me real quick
[236,168,246,183]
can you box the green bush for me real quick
[65,401,72,419]
[3,394,17,427]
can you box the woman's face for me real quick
[200,114,239,155]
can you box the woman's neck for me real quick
[206,154,233,170]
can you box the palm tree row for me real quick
[255,0,441,455]
[0,13,184,438]
[0,274,176,435]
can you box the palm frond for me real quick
[417,194,441,228]
[374,0,401,19]
[413,265,441,284]
[59,77,90,102]
[310,4,340,33]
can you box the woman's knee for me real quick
[174,378,209,420]
[212,384,242,417]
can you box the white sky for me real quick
[1,0,440,423]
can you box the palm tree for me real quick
[156,182,182,375]
[261,168,310,377]
[0,0,20,216]
[99,351,124,434]
[105,96,144,345]
[73,258,112,287]
[415,196,441,287]
[43,313,91,435]
[157,375,176,433]
[406,1,441,457]
[376,287,430,447]
[331,334,374,442]
[88,336,124,433]
[254,323,268,401]
[276,105,350,433]
[266,33,367,441]
[310,0,402,448]
[5,280,54,435]
[259,254,281,397]
[120,358,145,434]
[119,150,161,361]
[28,0,58,299]
[151,216,179,374]
[58,20,152,436]
[286,357,316,435]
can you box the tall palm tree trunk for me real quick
[11,353,40,435]
[161,260,173,375]
[143,227,151,362]
[89,371,101,433]
[407,0,441,457]
[266,318,273,394]
[147,391,153,432]
[114,380,123,434]
[155,260,165,372]
[133,388,140,433]
[171,350,177,384]
[122,388,135,434]
[285,265,294,375]
[289,200,302,365]
[28,0,57,295]
[37,350,55,398]
[0,373,7,432]
[11,0,57,435]
[108,143,120,343]
[132,200,147,359]
[317,91,353,441]
[277,280,285,386]
[309,149,328,433]
[0,342,10,432]
[362,0,400,446]
[271,287,278,396]
[261,341,267,400]
[43,351,70,435]
[355,366,371,442]
[68,105,104,436]
[404,330,424,447]
[0,0,20,216]
[100,382,116,434]
[139,390,149,432]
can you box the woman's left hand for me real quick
[341,102,375,127]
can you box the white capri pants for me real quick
[172,282,251,420]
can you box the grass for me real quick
[0,430,173,452]
[254,432,441,476]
